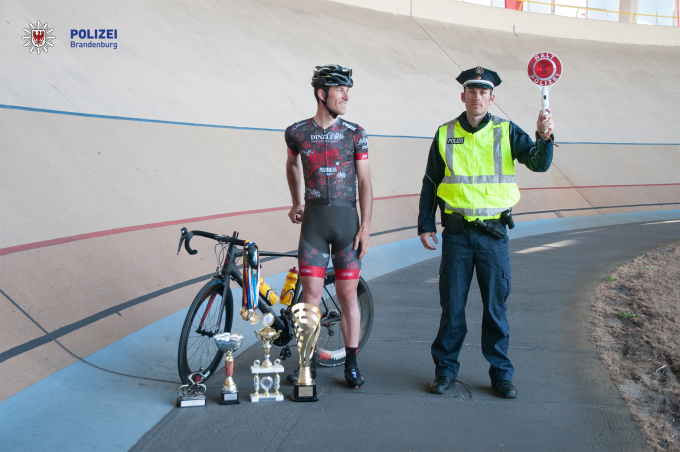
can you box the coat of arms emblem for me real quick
[22,21,55,54]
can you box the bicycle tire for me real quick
[294,269,374,367]
[177,278,233,384]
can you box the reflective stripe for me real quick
[444,119,458,179]
[443,203,507,218]
[446,174,516,184]
[493,125,503,183]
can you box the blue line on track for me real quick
[2,104,678,145]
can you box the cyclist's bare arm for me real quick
[286,151,304,224]
[354,159,373,259]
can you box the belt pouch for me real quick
[445,213,465,234]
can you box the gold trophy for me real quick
[291,303,321,402]
[251,313,284,402]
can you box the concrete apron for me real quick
[0,209,678,451]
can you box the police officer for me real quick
[418,67,554,398]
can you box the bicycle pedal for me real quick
[279,347,292,361]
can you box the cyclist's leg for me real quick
[298,204,331,305]
[328,205,362,347]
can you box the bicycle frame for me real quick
[179,228,301,343]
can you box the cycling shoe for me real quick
[344,366,364,389]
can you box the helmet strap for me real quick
[321,86,339,119]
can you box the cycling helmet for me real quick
[311,65,353,119]
[311,65,354,88]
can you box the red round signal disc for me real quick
[528,52,563,86]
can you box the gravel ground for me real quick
[593,243,680,452]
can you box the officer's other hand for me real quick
[537,108,554,141]
[420,232,438,250]
[354,227,370,259]
[288,204,304,224]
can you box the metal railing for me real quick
[518,0,679,24]
[461,0,679,26]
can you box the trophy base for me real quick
[291,384,318,402]
[220,391,240,405]
[177,395,206,408]
[251,393,284,402]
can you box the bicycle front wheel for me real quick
[295,270,374,367]
[177,279,233,384]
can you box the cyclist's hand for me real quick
[420,232,438,250]
[354,227,370,259]
[289,204,304,224]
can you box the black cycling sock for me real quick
[345,347,358,368]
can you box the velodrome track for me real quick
[0,0,679,449]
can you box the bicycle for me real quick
[176,227,374,385]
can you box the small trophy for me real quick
[214,332,244,405]
[291,303,321,402]
[251,313,284,402]
[177,368,209,407]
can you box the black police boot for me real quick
[492,380,518,399]
[344,366,364,389]
[287,357,317,383]
[429,376,455,394]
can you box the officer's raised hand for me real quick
[420,232,439,250]
[537,108,554,141]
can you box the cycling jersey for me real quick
[285,118,369,206]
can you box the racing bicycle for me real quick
[176,228,374,385]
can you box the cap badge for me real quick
[475,67,484,75]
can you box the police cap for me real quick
[456,67,502,90]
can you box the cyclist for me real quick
[284,64,373,389]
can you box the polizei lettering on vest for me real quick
[447,137,465,144]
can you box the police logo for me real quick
[475,67,484,75]
[447,137,465,144]
[22,20,55,55]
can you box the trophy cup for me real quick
[291,303,321,402]
[213,332,244,405]
[251,313,284,402]
[177,368,209,407]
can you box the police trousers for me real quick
[431,223,514,383]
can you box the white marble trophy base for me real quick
[251,393,284,402]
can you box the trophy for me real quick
[251,313,284,402]
[214,332,244,405]
[291,303,321,402]
[177,368,209,407]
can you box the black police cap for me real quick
[456,67,502,89]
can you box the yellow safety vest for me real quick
[437,115,521,221]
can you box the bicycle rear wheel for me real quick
[295,270,374,367]
[177,279,233,384]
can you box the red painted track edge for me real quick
[2,183,678,257]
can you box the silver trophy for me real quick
[214,332,244,405]
[177,368,209,407]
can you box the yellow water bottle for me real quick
[259,278,279,305]
[280,267,298,306]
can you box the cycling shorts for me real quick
[298,203,361,280]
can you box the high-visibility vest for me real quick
[437,115,521,221]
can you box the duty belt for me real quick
[444,212,507,239]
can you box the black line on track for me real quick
[2,202,678,363]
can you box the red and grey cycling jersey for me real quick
[285,118,369,206]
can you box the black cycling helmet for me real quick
[312,65,353,119]
[311,64,353,88]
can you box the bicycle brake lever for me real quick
[179,227,197,255]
